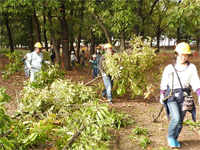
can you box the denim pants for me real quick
[93,68,97,79]
[102,76,113,100]
[167,100,186,139]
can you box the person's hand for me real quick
[198,96,200,105]
[160,94,164,105]
[89,60,93,63]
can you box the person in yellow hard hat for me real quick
[160,42,200,148]
[99,43,113,104]
[26,42,50,82]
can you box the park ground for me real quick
[0,51,200,150]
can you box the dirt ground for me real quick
[0,52,200,150]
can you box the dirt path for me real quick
[1,53,200,150]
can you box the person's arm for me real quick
[25,53,32,69]
[99,55,107,77]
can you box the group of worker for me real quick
[23,42,114,103]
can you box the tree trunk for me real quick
[59,4,71,70]
[119,30,125,52]
[177,27,181,44]
[90,30,95,56]
[77,1,84,64]
[93,13,117,51]
[28,16,34,52]
[197,36,200,51]
[155,30,161,53]
[133,0,143,36]
[33,10,41,43]
[43,14,48,51]
[47,11,61,65]
[4,13,14,53]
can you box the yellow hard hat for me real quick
[104,43,112,49]
[82,48,85,50]
[34,42,42,48]
[175,42,191,54]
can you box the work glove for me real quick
[102,73,107,77]
[198,96,200,105]
[89,60,93,63]
[119,66,123,70]
[160,94,164,105]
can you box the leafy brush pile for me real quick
[1,52,23,79]
[103,36,164,97]
[1,78,131,149]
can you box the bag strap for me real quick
[172,63,183,89]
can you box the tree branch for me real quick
[149,0,159,15]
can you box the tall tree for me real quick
[4,12,14,53]
[59,3,71,70]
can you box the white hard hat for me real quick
[92,54,97,58]
[71,51,74,54]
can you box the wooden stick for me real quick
[84,76,102,86]
[62,125,86,150]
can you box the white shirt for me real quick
[26,51,43,70]
[71,54,77,61]
[160,63,200,92]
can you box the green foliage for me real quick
[129,126,151,149]
[29,64,65,88]
[103,36,161,98]
[15,78,131,149]
[0,87,14,150]
[183,119,200,129]
[1,52,23,79]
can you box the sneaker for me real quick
[168,138,176,148]
[175,139,181,147]
[108,99,113,104]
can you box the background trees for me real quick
[0,0,200,69]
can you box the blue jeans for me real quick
[93,68,97,79]
[102,76,113,100]
[167,100,186,139]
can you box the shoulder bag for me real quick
[172,64,194,111]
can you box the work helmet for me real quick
[104,43,112,49]
[175,42,191,54]
[71,51,75,54]
[34,42,42,48]
[82,48,85,51]
[92,54,97,58]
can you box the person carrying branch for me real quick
[26,42,50,82]
[160,42,200,148]
[99,43,113,104]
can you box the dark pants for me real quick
[93,68,97,79]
